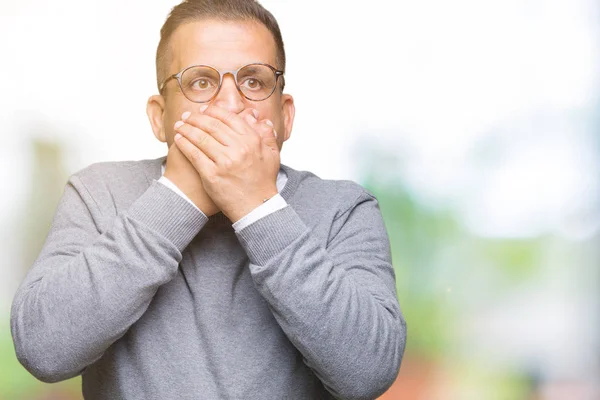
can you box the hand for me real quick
[163,140,220,216]
[173,106,280,223]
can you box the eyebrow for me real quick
[239,66,259,74]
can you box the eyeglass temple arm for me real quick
[159,74,178,92]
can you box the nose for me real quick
[211,73,245,113]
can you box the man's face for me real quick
[152,19,294,151]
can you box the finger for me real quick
[174,120,226,163]
[174,133,215,177]
[181,111,238,147]
[259,120,279,152]
[238,108,259,129]
[201,105,258,137]
[256,119,278,140]
[238,108,259,125]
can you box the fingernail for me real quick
[199,105,208,113]
[246,115,257,124]
[273,129,278,138]
[181,111,191,121]
[174,121,184,129]
[265,120,273,127]
[175,133,182,141]
[251,109,259,119]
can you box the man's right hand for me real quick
[163,141,220,217]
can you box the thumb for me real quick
[239,108,259,126]
[256,119,278,150]
[238,108,258,122]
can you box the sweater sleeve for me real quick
[10,175,208,383]
[235,189,406,400]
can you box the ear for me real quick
[280,93,295,142]
[146,95,167,142]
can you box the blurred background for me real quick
[1,0,599,399]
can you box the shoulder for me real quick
[67,157,164,220]
[284,164,377,219]
[71,157,160,187]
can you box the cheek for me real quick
[163,106,180,141]
[163,98,193,141]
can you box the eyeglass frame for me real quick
[158,62,285,103]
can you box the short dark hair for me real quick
[156,0,286,91]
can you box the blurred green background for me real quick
[1,0,599,399]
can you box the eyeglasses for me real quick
[159,63,285,103]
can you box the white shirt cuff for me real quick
[157,176,204,215]
[232,194,288,232]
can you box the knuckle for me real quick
[208,118,223,132]
[205,173,219,185]
[220,157,233,169]
[238,145,249,157]
[229,154,242,166]
[189,147,202,163]
[223,111,237,125]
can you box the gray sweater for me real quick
[11,156,406,400]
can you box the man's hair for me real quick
[156,0,286,92]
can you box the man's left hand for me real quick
[173,106,280,223]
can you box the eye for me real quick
[191,79,215,90]
[241,78,263,90]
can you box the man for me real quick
[11,1,407,399]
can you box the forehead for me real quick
[168,19,278,73]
